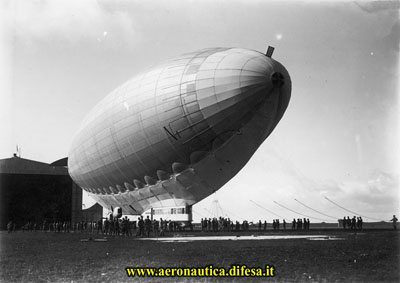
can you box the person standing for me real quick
[351,216,356,230]
[97,218,103,234]
[144,216,151,237]
[138,217,144,237]
[390,215,398,230]
[7,221,13,233]
[346,216,351,229]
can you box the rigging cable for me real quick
[249,200,285,219]
[273,201,330,222]
[324,197,382,221]
[294,198,339,220]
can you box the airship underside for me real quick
[68,47,291,216]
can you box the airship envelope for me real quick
[68,47,291,215]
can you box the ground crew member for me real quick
[144,216,151,237]
[390,215,398,230]
[7,221,13,233]
[138,217,144,237]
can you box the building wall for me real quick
[71,182,83,224]
[0,173,73,229]
[0,156,99,229]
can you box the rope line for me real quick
[273,201,329,222]
[249,200,285,219]
[324,197,382,221]
[294,198,339,220]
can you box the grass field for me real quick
[0,230,398,282]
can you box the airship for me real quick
[68,46,291,221]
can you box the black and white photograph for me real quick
[0,0,399,281]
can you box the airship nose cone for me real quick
[193,48,291,139]
[267,61,292,125]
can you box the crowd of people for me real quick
[9,217,300,235]
[291,218,311,230]
[6,214,399,235]
[342,216,363,230]
[200,217,250,232]
[6,216,190,237]
[199,217,312,232]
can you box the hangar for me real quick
[0,154,102,229]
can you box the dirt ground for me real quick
[0,229,398,282]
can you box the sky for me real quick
[1,0,399,222]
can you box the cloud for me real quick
[355,1,400,13]
[384,20,400,52]
[6,0,136,45]
[299,170,399,220]
[346,171,398,206]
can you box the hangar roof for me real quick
[0,156,69,175]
